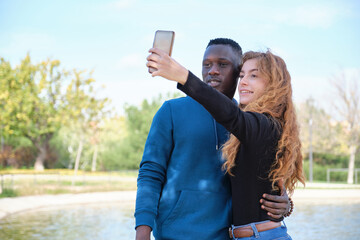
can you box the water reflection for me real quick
[0,202,359,240]
[0,203,135,240]
[286,203,360,240]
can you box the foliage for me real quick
[0,145,35,168]
[98,93,184,170]
[297,100,347,156]
[303,151,360,182]
[0,188,18,198]
[329,70,360,183]
[0,55,109,170]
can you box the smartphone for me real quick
[149,30,175,73]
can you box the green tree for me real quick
[0,55,109,170]
[297,99,346,156]
[61,70,109,181]
[96,116,127,170]
[99,93,183,170]
[330,70,360,184]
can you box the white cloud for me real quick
[273,4,348,28]
[0,33,55,58]
[115,53,145,69]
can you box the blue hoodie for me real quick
[135,96,232,239]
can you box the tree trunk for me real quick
[31,133,53,171]
[72,140,83,186]
[34,143,47,171]
[347,144,357,184]
[91,145,98,172]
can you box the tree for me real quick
[98,93,183,170]
[0,55,63,170]
[297,99,345,156]
[330,70,360,184]
[0,55,109,170]
[120,96,163,168]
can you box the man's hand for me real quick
[260,192,290,219]
[135,225,151,240]
[260,180,290,219]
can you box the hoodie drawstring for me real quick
[213,119,219,150]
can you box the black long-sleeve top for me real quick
[178,71,283,226]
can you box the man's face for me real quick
[202,44,240,98]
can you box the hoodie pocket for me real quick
[158,189,231,238]
[159,190,187,225]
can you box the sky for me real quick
[1,0,359,115]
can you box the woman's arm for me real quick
[147,48,266,142]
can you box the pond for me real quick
[0,202,359,240]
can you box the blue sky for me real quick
[1,0,359,114]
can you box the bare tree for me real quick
[331,70,360,184]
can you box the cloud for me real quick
[0,32,56,60]
[273,3,349,28]
[115,53,145,69]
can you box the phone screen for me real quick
[149,30,175,73]
[153,30,175,56]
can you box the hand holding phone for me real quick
[148,30,175,73]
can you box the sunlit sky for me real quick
[1,0,359,115]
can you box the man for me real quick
[135,38,289,240]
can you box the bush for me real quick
[0,188,18,198]
[303,158,360,183]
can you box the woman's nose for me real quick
[240,76,248,85]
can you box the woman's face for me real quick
[238,58,268,105]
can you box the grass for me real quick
[0,169,139,177]
[1,169,359,199]
[0,169,138,198]
[0,180,137,198]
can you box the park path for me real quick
[0,191,136,219]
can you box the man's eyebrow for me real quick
[203,57,231,61]
[218,58,231,61]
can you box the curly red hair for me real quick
[222,50,305,194]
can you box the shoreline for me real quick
[1,186,360,220]
[0,191,136,220]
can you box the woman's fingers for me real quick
[145,47,188,84]
[147,52,161,63]
[149,47,165,55]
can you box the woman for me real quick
[146,49,305,239]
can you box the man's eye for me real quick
[220,63,228,67]
[203,63,210,67]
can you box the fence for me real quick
[326,168,360,184]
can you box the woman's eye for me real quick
[251,74,257,78]
[239,75,244,79]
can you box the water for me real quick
[0,203,135,240]
[0,202,359,240]
[286,202,360,239]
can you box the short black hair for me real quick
[207,38,242,55]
